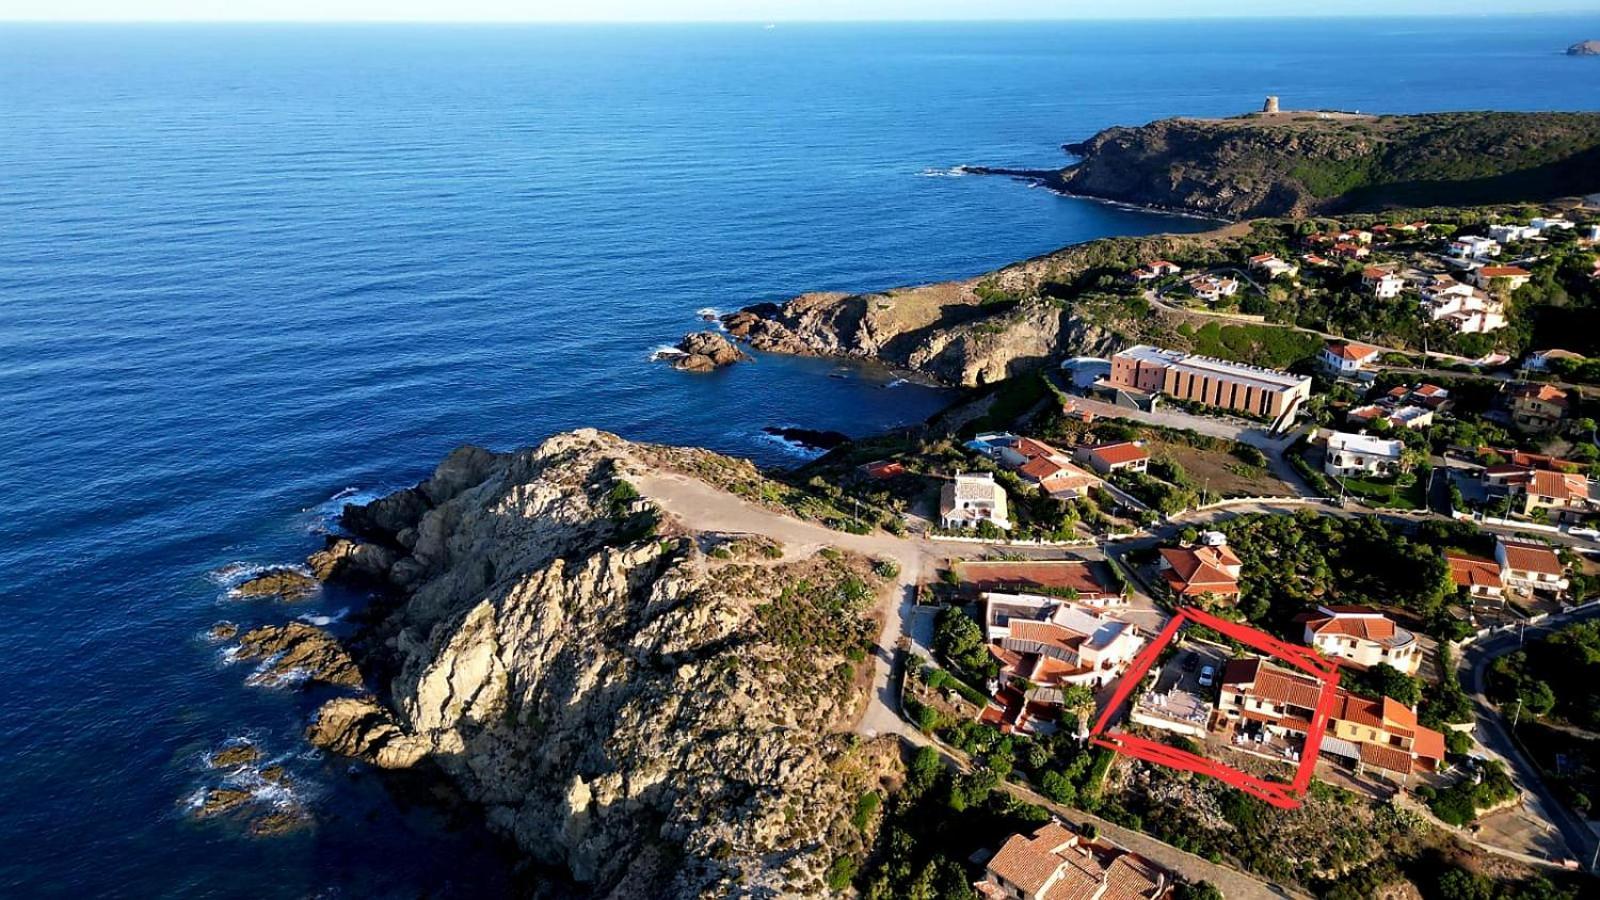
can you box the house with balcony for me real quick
[1471,265,1533,293]
[1447,553,1506,604]
[1361,267,1406,299]
[975,822,1171,900]
[1321,340,1382,376]
[1495,538,1569,598]
[1324,431,1405,478]
[1073,440,1150,475]
[1421,277,1506,334]
[1157,541,1242,602]
[1505,382,1570,432]
[940,472,1011,531]
[983,593,1146,695]
[1300,605,1421,675]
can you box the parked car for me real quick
[1568,527,1600,541]
[1198,665,1217,688]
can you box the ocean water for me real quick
[2,16,1598,897]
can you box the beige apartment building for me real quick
[1109,345,1312,420]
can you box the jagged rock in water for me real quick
[667,330,750,372]
[1567,39,1600,56]
[209,742,261,769]
[304,429,896,896]
[307,536,396,583]
[208,621,238,641]
[234,622,363,689]
[195,788,252,818]
[234,568,317,601]
[249,808,311,837]
[259,765,287,784]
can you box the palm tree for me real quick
[1062,684,1096,742]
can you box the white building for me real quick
[984,593,1147,691]
[1471,265,1533,292]
[1449,236,1501,259]
[1324,431,1405,478]
[1302,605,1421,675]
[1531,217,1574,233]
[1421,278,1507,333]
[940,472,1010,531]
[1321,340,1382,376]
[1489,224,1540,244]
[1362,267,1406,299]
[1249,253,1300,280]
[1495,538,1569,597]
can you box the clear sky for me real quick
[4,1,1598,22]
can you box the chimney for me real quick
[1263,95,1280,114]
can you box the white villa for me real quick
[1449,235,1501,260]
[1421,276,1506,333]
[940,472,1011,531]
[1324,431,1405,478]
[983,593,1146,692]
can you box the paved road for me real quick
[1458,604,1600,870]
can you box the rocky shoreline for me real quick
[211,431,899,896]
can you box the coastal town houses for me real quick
[1505,382,1570,432]
[957,559,1125,607]
[1495,537,1570,598]
[1299,605,1421,675]
[1524,348,1585,373]
[1471,265,1533,293]
[1217,657,1445,780]
[983,593,1146,694]
[1324,431,1405,479]
[1361,266,1407,299]
[1108,345,1313,423]
[1449,235,1501,260]
[1157,538,1242,602]
[1347,402,1432,431]
[975,822,1172,900]
[1447,552,1507,605]
[1249,252,1299,280]
[1185,273,1240,303]
[1488,467,1597,523]
[1073,440,1150,476]
[941,472,1011,531]
[1128,259,1182,283]
[1001,437,1101,501]
[1321,339,1382,376]
[1421,276,1507,334]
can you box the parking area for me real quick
[1154,640,1233,700]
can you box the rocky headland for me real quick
[1567,40,1600,56]
[239,431,897,896]
[665,329,750,372]
[722,226,1246,387]
[1050,109,1600,219]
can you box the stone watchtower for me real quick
[1263,95,1281,114]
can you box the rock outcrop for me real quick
[304,430,894,896]
[666,330,750,372]
[234,568,317,601]
[1055,110,1600,219]
[307,536,396,584]
[723,231,1193,386]
[233,622,363,689]
[1567,40,1600,56]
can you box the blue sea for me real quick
[2,15,1597,897]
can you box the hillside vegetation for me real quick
[1057,111,1600,219]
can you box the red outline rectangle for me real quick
[1090,606,1341,809]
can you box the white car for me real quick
[1568,527,1600,541]
[1198,665,1217,688]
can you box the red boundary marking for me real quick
[1088,605,1341,810]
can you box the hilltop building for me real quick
[1108,345,1312,424]
[1299,605,1421,675]
[940,473,1010,531]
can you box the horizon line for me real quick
[1,11,1595,24]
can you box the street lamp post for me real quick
[1512,696,1524,730]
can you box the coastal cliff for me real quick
[303,431,896,896]
[723,232,1219,387]
[1055,110,1600,219]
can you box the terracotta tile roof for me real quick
[961,561,1113,596]
[1085,441,1149,466]
[1447,553,1504,590]
[1158,546,1241,596]
[1020,455,1069,482]
[1499,540,1564,576]
[1530,469,1589,502]
[1326,340,1380,361]
[1335,693,1385,728]
[1224,657,1324,709]
[1008,621,1086,655]
[1479,265,1532,278]
[1305,612,1397,642]
[1509,383,1570,407]
[1015,436,1063,460]
[1359,741,1416,775]
[985,833,1075,897]
[1412,725,1446,762]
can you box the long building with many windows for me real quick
[1108,345,1313,421]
